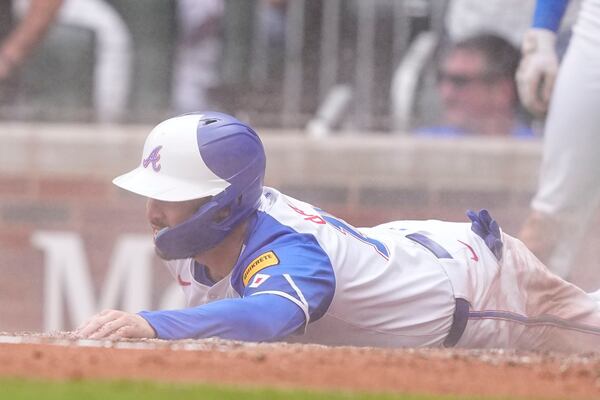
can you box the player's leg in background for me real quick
[520,0,600,280]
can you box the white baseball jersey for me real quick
[139,187,600,352]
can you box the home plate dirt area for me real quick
[1,334,599,399]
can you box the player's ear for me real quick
[214,195,246,223]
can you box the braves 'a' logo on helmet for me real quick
[115,112,266,259]
[143,145,163,172]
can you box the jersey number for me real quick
[288,203,389,259]
[320,213,390,260]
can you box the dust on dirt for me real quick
[1,334,599,399]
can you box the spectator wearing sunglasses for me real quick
[416,33,534,138]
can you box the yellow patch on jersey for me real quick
[243,250,279,286]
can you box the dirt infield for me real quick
[1,335,600,399]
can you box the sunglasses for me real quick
[437,71,500,88]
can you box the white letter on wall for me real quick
[32,231,156,332]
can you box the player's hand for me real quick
[74,309,157,340]
[516,28,558,117]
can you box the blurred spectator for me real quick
[252,0,287,83]
[171,0,224,114]
[0,0,63,105]
[9,0,132,122]
[259,0,287,47]
[54,0,132,122]
[415,33,533,138]
[391,0,580,132]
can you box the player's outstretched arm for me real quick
[138,293,306,342]
[74,294,305,342]
[74,309,157,340]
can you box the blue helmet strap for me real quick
[154,180,262,260]
[154,198,227,260]
[149,112,266,261]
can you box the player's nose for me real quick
[146,198,166,227]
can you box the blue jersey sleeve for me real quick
[532,0,569,32]
[232,232,336,330]
[141,211,337,342]
[138,293,305,341]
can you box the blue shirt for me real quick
[414,122,536,139]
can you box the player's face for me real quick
[146,197,211,239]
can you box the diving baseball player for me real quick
[517,0,600,280]
[76,112,600,352]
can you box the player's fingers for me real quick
[523,81,545,116]
[107,315,157,340]
[107,324,137,341]
[74,317,93,334]
[76,310,120,338]
[517,66,542,114]
[107,326,128,340]
[542,70,557,106]
[74,310,110,335]
[87,316,128,340]
[515,63,531,100]
[75,316,105,338]
[75,309,115,332]
[526,75,543,111]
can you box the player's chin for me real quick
[153,246,170,260]
[151,226,162,240]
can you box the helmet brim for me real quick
[113,166,229,202]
